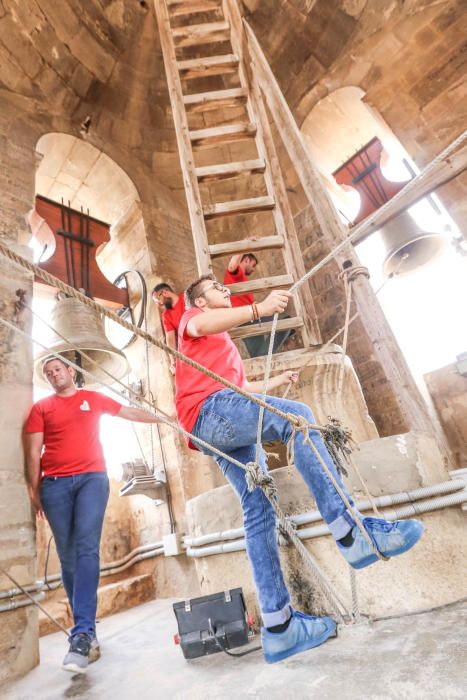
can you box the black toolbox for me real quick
[173,588,250,659]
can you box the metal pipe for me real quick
[0,581,44,600]
[0,543,164,600]
[185,490,467,558]
[0,592,45,613]
[183,478,466,547]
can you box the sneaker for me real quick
[89,633,101,664]
[338,517,424,570]
[262,611,336,664]
[62,633,91,674]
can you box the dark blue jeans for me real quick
[40,472,109,637]
[192,389,357,626]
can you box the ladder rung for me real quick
[209,235,284,258]
[204,196,275,219]
[172,21,230,48]
[184,87,247,113]
[168,0,222,18]
[227,274,294,295]
[230,317,303,340]
[196,158,266,182]
[178,53,239,80]
[190,122,257,148]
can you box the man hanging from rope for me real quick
[175,274,424,664]
[24,357,161,675]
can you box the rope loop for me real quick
[285,413,309,471]
[245,462,277,499]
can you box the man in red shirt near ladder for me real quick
[25,357,160,674]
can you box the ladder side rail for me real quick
[154,0,212,275]
[223,0,318,345]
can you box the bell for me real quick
[34,296,130,388]
[380,210,448,277]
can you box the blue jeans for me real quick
[192,389,357,627]
[40,472,109,637]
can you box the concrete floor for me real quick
[3,599,467,700]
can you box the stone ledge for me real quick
[39,573,155,636]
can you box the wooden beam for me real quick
[227,273,293,295]
[209,234,284,257]
[230,316,303,339]
[244,20,447,436]
[153,0,211,274]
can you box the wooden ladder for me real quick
[154,0,321,349]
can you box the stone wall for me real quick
[424,359,467,469]
[0,111,38,683]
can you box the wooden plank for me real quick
[196,158,266,181]
[183,87,247,113]
[204,195,275,219]
[209,234,284,257]
[178,53,239,80]
[168,0,222,17]
[153,0,212,274]
[230,316,303,340]
[227,273,293,295]
[172,21,230,48]
[190,122,256,147]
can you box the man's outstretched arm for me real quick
[117,406,161,423]
[187,290,292,337]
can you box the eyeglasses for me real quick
[199,281,231,296]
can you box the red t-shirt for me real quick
[25,390,121,477]
[162,294,186,334]
[224,266,254,308]
[175,308,246,449]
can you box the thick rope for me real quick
[1,313,350,621]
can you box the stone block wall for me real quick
[424,360,467,469]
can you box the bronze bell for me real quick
[380,210,448,277]
[34,296,129,388]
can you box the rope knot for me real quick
[245,462,277,499]
[338,265,370,285]
[276,518,297,546]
